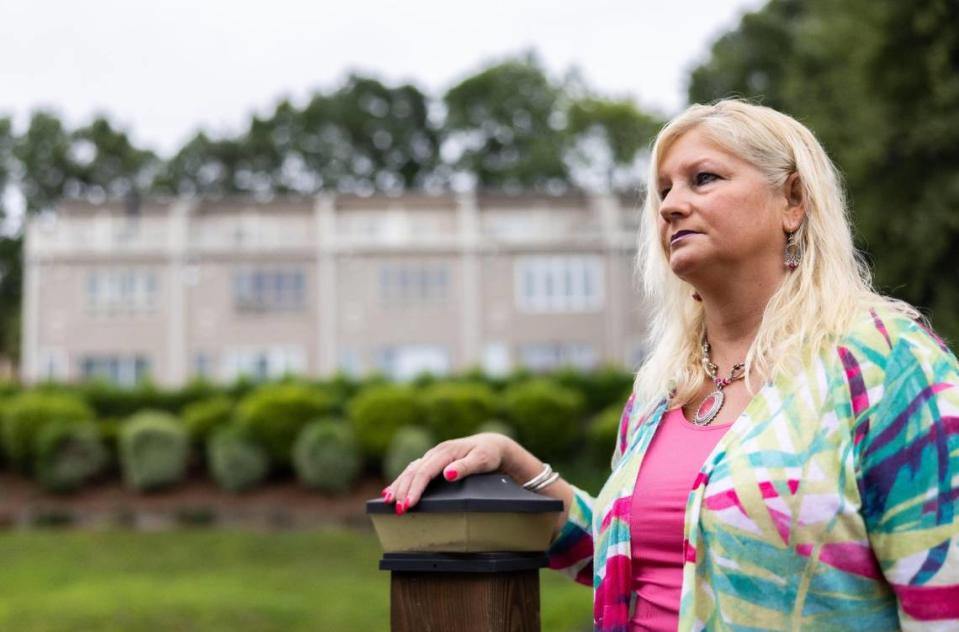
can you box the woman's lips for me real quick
[670,230,699,245]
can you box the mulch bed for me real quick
[0,473,384,531]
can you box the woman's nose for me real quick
[659,188,690,222]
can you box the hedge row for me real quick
[0,368,634,495]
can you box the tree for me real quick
[687,0,805,111]
[0,235,22,360]
[155,75,438,196]
[71,116,158,199]
[688,0,959,342]
[0,116,13,220]
[443,55,571,192]
[567,96,662,192]
[155,131,245,196]
[327,75,439,193]
[12,110,77,214]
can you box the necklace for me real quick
[691,338,746,426]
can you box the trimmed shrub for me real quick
[183,396,234,445]
[502,379,584,460]
[382,426,435,482]
[476,419,517,440]
[206,425,269,493]
[118,410,189,492]
[321,372,362,416]
[587,402,626,466]
[421,382,497,441]
[349,385,425,460]
[77,380,196,419]
[552,366,634,416]
[1,391,94,473]
[235,384,335,466]
[33,420,108,493]
[291,420,361,493]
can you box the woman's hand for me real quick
[382,432,522,514]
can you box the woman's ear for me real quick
[782,172,806,232]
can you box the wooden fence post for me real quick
[367,473,562,632]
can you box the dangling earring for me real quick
[784,231,801,269]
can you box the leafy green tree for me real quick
[328,75,439,192]
[687,0,804,111]
[0,116,13,220]
[688,0,959,342]
[156,75,438,196]
[155,131,244,196]
[443,55,571,192]
[71,116,158,198]
[13,110,77,213]
[0,235,21,360]
[567,96,662,191]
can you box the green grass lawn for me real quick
[0,528,592,631]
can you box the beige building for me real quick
[21,192,647,386]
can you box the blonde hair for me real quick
[634,99,917,410]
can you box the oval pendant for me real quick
[692,389,724,426]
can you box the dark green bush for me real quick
[551,366,634,416]
[118,410,189,492]
[33,420,108,493]
[587,402,626,467]
[421,382,497,441]
[1,391,94,473]
[291,420,361,493]
[502,379,584,460]
[66,379,217,425]
[183,396,234,445]
[349,385,425,460]
[235,384,335,466]
[320,372,362,416]
[382,426,435,482]
[206,425,269,493]
[476,419,517,439]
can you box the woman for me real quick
[383,100,959,631]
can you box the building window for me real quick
[233,268,306,313]
[223,346,306,381]
[337,348,363,377]
[37,348,69,381]
[514,256,604,313]
[518,343,598,372]
[379,264,449,304]
[482,342,511,377]
[87,268,157,313]
[193,352,215,380]
[375,345,450,381]
[79,354,151,386]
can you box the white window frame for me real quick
[87,267,158,314]
[514,255,605,313]
[376,345,451,381]
[379,263,449,305]
[223,345,307,381]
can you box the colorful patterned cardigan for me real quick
[547,309,959,631]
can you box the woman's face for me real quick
[656,127,791,287]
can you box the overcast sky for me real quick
[0,0,764,157]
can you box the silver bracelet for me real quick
[521,463,553,490]
[530,470,560,492]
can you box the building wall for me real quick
[22,193,647,386]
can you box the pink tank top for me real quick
[629,407,732,631]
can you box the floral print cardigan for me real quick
[547,309,959,631]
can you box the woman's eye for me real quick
[658,187,671,199]
[694,172,719,186]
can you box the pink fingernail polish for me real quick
[384,491,393,503]
[380,488,389,498]
[395,500,406,516]
[444,469,458,481]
